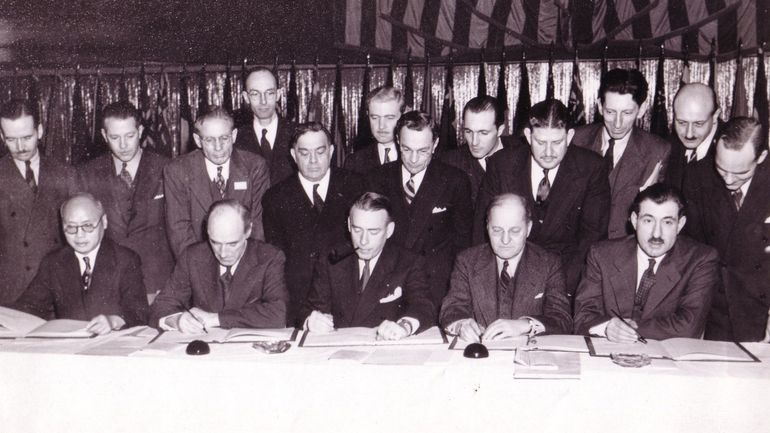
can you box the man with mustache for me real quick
[573,183,719,342]
[344,86,404,174]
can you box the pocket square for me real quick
[233,181,248,190]
[153,194,164,200]
[432,207,447,214]
[534,292,544,299]
[379,286,403,303]
[765,215,770,223]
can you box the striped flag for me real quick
[496,49,510,134]
[223,64,234,114]
[306,58,323,123]
[331,58,347,167]
[513,54,531,136]
[139,65,153,146]
[545,46,555,101]
[753,46,769,136]
[92,73,106,152]
[197,66,209,113]
[708,39,717,90]
[731,45,749,117]
[71,73,93,165]
[179,71,193,155]
[594,45,608,124]
[234,59,251,128]
[286,58,299,124]
[404,52,415,110]
[355,55,373,151]
[650,46,669,137]
[386,57,395,87]
[154,71,174,157]
[420,54,435,119]
[438,56,457,152]
[567,51,586,127]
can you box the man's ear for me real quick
[244,223,253,239]
[36,123,44,140]
[290,148,297,163]
[757,149,768,165]
[496,123,505,138]
[676,215,687,234]
[712,107,722,123]
[526,221,533,237]
[230,128,238,143]
[101,214,108,231]
[193,134,202,149]
[637,101,649,119]
[101,129,108,142]
[566,128,575,146]
[630,212,638,231]
[241,91,250,105]
[596,99,604,115]
[386,221,395,238]
[523,127,532,144]
[430,137,439,153]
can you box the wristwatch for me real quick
[397,318,413,336]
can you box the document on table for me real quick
[526,335,590,353]
[299,326,447,347]
[151,327,297,345]
[363,349,434,365]
[588,337,759,362]
[513,350,581,379]
[0,306,94,339]
[449,336,528,351]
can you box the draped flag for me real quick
[331,58,347,167]
[708,39,717,90]
[139,65,153,145]
[234,59,251,128]
[43,76,67,160]
[27,74,40,125]
[119,68,130,103]
[355,55,373,151]
[223,63,234,114]
[272,55,283,117]
[153,71,174,157]
[71,72,93,165]
[650,46,669,137]
[680,48,691,88]
[567,51,586,127]
[545,46,555,101]
[753,46,769,136]
[286,58,299,124]
[198,66,209,113]
[306,57,323,122]
[420,54,435,119]
[438,56,457,152]
[92,73,106,152]
[179,71,194,155]
[731,45,749,117]
[513,53,532,136]
[477,53,487,97]
[404,51,415,110]
[594,45,608,124]
[496,49,509,134]
[386,57,395,87]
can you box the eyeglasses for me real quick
[246,90,277,100]
[200,135,233,146]
[63,217,103,235]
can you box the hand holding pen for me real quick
[608,310,647,344]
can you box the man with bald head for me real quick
[235,67,297,185]
[665,83,722,190]
[151,199,288,332]
[13,193,149,334]
[441,193,572,342]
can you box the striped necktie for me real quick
[404,174,416,204]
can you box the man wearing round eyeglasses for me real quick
[0,99,76,307]
[164,105,270,258]
[12,193,149,334]
[235,67,297,186]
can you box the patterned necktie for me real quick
[731,189,743,211]
[383,147,391,164]
[536,168,551,203]
[632,258,657,321]
[312,183,324,213]
[500,260,512,290]
[82,256,92,291]
[260,128,272,160]
[359,259,371,293]
[215,166,226,198]
[604,138,616,171]
[404,174,416,204]
[119,161,133,189]
[25,161,38,194]
[687,150,697,164]
[220,265,233,305]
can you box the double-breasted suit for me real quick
[234,117,296,186]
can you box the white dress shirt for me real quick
[13,151,40,184]
[378,143,397,164]
[204,158,230,183]
[601,129,632,167]
[253,115,278,149]
[112,149,142,179]
[477,139,504,171]
[529,156,561,200]
[298,169,331,203]
[401,165,428,193]
[684,123,718,162]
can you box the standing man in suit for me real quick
[573,184,719,342]
[474,99,610,294]
[684,117,770,342]
[303,192,434,339]
[665,83,722,191]
[440,95,516,205]
[572,68,670,239]
[0,99,76,306]
[263,122,366,326]
[235,67,297,186]
[151,200,288,332]
[368,110,473,309]
[78,101,173,299]
[344,86,404,174]
[13,194,149,334]
[164,105,270,258]
[441,193,572,342]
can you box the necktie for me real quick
[25,161,38,194]
[731,189,743,211]
[687,150,697,164]
[260,128,272,160]
[220,266,233,305]
[119,161,133,188]
[215,166,226,198]
[500,260,512,289]
[383,148,391,164]
[404,174,416,204]
[604,138,616,171]
[536,168,551,203]
[82,256,92,291]
[632,258,657,321]
[359,259,371,292]
[312,183,324,213]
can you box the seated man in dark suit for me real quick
[474,99,610,294]
[441,193,572,342]
[13,193,149,334]
[344,86,403,174]
[164,105,270,258]
[303,192,434,340]
[77,101,173,299]
[571,68,670,239]
[151,200,288,332]
[574,184,719,342]
[368,110,473,309]
[235,67,297,186]
[263,121,366,327]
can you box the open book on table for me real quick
[0,306,94,339]
[152,327,298,344]
[449,334,589,352]
[298,326,447,347]
[587,337,759,362]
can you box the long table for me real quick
[1,329,769,433]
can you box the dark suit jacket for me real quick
[571,124,671,239]
[302,242,435,330]
[664,122,721,192]
[684,160,770,341]
[573,236,719,340]
[368,160,473,306]
[440,243,572,334]
[0,155,76,306]
[163,148,270,258]
[150,239,288,328]
[473,144,610,294]
[234,117,297,186]
[77,151,173,294]
[344,142,399,174]
[262,169,367,326]
[12,238,149,326]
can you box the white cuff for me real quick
[589,320,610,338]
[159,312,183,331]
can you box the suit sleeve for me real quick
[149,252,194,328]
[118,252,150,327]
[528,256,573,335]
[219,249,288,328]
[262,190,286,250]
[247,157,270,241]
[572,246,611,335]
[302,256,333,320]
[681,172,706,242]
[636,248,719,339]
[439,254,474,328]
[472,160,501,245]
[11,258,56,320]
[163,164,197,258]
[402,255,436,331]
[450,173,473,253]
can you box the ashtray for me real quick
[610,352,651,368]
[252,340,291,354]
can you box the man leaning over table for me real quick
[301,192,435,341]
[440,193,572,342]
[150,199,288,333]
[573,183,719,342]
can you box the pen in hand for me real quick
[610,310,646,344]
[184,306,208,334]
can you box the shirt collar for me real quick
[636,246,665,274]
[494,246,525,278]
[12,151,41,179]
[693,124,719,161]
[358,250,383,277]
[378,142,396,164]
[401,164,428,192]
[253,115,278,146]
[297,168,331,202]
[204,157,230,182]
[112,149,142,178]
[74,243,102,273]
[478,139,504,171]
[220,258,241,276]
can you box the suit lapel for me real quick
[735,162,770,228]
[95,156,129,231]
[226,243,256,308]
[608,239,638,315]
[190,152,217,214]
[469,246,499,326]
[642,243,683,315]
[330,254,360,326]
[194,250,222,311]
[352,244,397,324]
[86,239,118,313]
[610,130,644,195]
[405,163,446,248]
[543,149,580,225]
[227,150,250,203]
[62,248,88,315]
[511,246,541,315]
